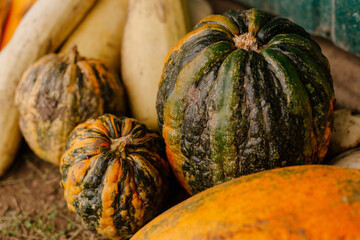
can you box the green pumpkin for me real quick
[156,9,335,195]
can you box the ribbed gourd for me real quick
[15,47,126,165]
[60,114,170,240]
[156,8,335,195]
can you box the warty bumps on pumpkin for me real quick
[156,8,335,195]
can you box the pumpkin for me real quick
[15,47,126,165]
[60,114,170,240]
[156,8,335,194]
[131,165,360,240]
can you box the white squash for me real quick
[328,109,360,156]
[188,0,213,27]
[328,148,360,170]
[60,0,128,73]
[121,0,191,131]
[0,0,97,176]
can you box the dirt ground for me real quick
[0,143,104,240]
[1,1,360,240]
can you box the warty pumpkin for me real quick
[131,165,360,240]
[60,114,170,240]
[156,8,335,194]
[15,47,126,165]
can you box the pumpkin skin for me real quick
[15,47,126,164]
[156,8,335,194]
[131,165,360,240]
[60,114,170,240]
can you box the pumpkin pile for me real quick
[0,0,359,239]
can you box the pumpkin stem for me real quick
[233,32,262,52]
[67,45,80,64]
[110,135,133,159]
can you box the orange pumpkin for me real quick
[131,165,360,240]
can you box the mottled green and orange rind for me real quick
[60,114,170,240]
[15,48,126,165]
[156,9,335,195]
[132,165,360,240]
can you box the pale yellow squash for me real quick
[60,0,128,73]
[121,0,191,131]
[188,0,213,26]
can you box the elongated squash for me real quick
[60,0,128,73]
[0,0,97,176]
[0,0,11,42]
[121,0,191,131]
[188,0,213,27]
[0,0,37,49]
